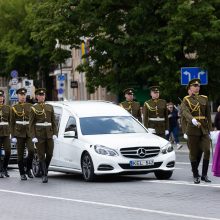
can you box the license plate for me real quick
[130,160,154,167]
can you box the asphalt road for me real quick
[1,147,220,220]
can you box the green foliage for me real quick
[1,0,220,102]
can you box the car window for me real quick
[80,116,147,135]
[65,116,77,133]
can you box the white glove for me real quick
[32,137,38,143]
[183,133,188,140]
[11,137,17,143]
[53,135,58,140]
[192,118,199,126]
[165,130,169,135]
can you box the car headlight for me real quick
[94,145,118,156]
[161,143,174,154]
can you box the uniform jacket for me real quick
[119,101,142,122]
[181,94,212,136]
[143,99,169,135]
[29,102,58,139]
[0,104,11,137]
[11,102,32,138]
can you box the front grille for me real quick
[119,162,162,170]
[120,146,160,159]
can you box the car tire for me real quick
[32,151,42,177]
[154,170,173,180]
[81,153,95,182]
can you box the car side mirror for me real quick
[64,130,76,138]
[148,128,156,134]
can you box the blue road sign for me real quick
[9,88,18,101]
[181,67,208,85]
[58,88,64,94]
[57,74,65,81]
[10,70,18,78]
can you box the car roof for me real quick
[47,101,131,117]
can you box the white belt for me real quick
[149,118,165,122]
[16,121,29,125]
[36,122,52,127]
[0,122,9,125]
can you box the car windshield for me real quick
[80,116,147,135]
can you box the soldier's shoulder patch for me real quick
[183,95,190,99]
[4,104,11,108]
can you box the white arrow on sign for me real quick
[183,71,191,82]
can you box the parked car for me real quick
[1,143,27,165]
[32,101,176,181]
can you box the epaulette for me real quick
[200,95,207,98]
[33,103,38,106]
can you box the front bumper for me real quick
[92,151,176,175]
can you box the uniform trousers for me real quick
[0,136,11,169]
[35,138,54,168]
[188,134,210,161]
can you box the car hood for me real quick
[80,133,169,149]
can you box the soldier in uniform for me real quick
[143,86,169,138]
[119,88,142,122]
[11,88,34,180]
[29,88,58,183]
[181,78,212,184]
[0,90,11,178]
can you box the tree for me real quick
[0,0,70,97]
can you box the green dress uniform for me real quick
[119,101,142,122]
[11,101,34,179]
[181,79,212,183]
[29,90,57,182]
[143,98,169,137]
[0,95,11,178]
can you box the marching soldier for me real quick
[29,88,58,183]
[11,88,34,180]
[119,88,142,122]
[143,86,169,138]
[181,78,212,184]
[0,90,11,178]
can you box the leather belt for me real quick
[36,122,52,127]
[16,121,29,125]
[149,118,165,121]
[194,116,206,120]
[0,122,9,125]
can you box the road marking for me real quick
[176,162,213,166]
[142,180,220,188]
[176,162,190,165]
[0,189,219,220]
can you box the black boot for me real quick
[201,159,211,183]
[26,157,34,178]
[191,161,200,184]
[40,161,48,183]
[18,161,27,180]
[0,160,4,178]
[3,155,10,177]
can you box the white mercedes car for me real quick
[32,101,175,181]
